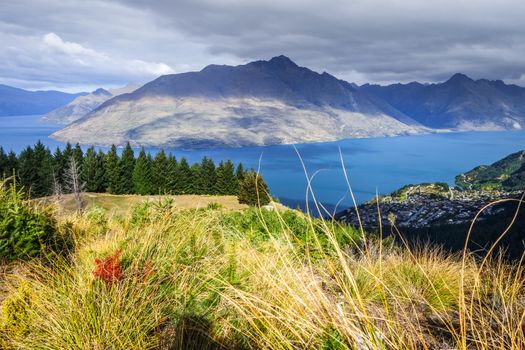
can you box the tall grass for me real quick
[0,189,524,349]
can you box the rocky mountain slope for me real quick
[0,84,84,117]
[361,74,525,130]
[42,85,139,124]
[52,56,425,148]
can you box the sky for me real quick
[1,0,525,92]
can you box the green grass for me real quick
[1,192,524,349]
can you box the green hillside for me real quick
[455,150,525,190]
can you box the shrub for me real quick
[220,207,360,255]
[84,205,108,236]
[207,202,222,210]
[0,180,61,261]
[237,171,271,207]
[129,199,175,227]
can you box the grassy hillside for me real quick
[1,186,524,349]
[456,150,525,190]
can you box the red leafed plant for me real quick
[93,250,123,285]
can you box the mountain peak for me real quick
[92,88,111,96]
[267,55,298,68]
[447,73,473,84]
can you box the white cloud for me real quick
[40,32,175,76]
[42,32,107,60]
[0,30,176,91]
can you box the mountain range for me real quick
[3,55,525,149]
[41,84,140,124]
[0,85,84,117]
[361,74,525,130]
[51,56,425,148]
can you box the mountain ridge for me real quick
[360,73,525,129]
[0,84,85,117]
[42,84,140,124]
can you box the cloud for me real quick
[1,0,525,90]
[0,29,175,91]
[40,32,174,77]
[115,0,525,85]
[42,33,107,59]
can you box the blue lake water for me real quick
[1,115,525,213]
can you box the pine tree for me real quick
[52,147,64,184]
[238,171,271,206]
[72,143,84,166]
[189,163,203,194]
[200,157,217,194]
[132,148,152,195]
[167,154,180,194]
[5,151,18,177]
[32,141,53,197]
[119,142,135,194]
[82,147,106,192]
[235,163,246,194]
[151,149,170,194]
[215,160,238,195]
[95,151,107,192]
[236,163,245,182]
[17,146,35,194]
[177,157,192,194]
[105,145,121,194]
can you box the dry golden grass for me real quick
[1,195,524,349]
[43,192,249,216]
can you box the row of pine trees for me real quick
[0,141,248,198]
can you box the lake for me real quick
[1,115,525,214]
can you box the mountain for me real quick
[42,84,140,124]
[360,74,525,130]
[455,150,525,190]
[0,84,85,117]
[52,56,425,148]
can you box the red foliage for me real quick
[93,250,123,285]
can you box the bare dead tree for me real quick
[52,170,62,203]
[64,156,85,212]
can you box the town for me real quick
[336,183,522,229]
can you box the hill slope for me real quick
[361,74,525,129]
[0,84,85,117]
[52,56,425,148]
[455,150,525,190]
[42,85,140,124]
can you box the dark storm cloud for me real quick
[116,0,525,85]
[1,0,525,90]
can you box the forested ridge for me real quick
[0,141,248,198]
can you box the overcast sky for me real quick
[2,0,525,92]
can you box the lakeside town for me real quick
[336,183,523,229]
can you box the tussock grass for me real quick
[0,194,524,349]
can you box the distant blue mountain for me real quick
[360,74,525,129]
[0,84,86,117]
